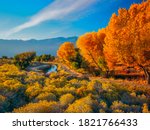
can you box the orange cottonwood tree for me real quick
[104,0,150,84]
[57,42,76,63]
[77,30,106,71]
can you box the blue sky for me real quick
[0,0,142,40]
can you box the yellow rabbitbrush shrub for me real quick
[65,96,93,113]
[87,80,103,94]
[0,64,26,84]
[99,101,108,113]
[35,92,57,102]
[142,103,149,113]
[3,79,24,90]
[59,93,75,107]
[25,82,43,98]
[13,100,61,113]
[25,71,45,84]
[0,64,25,75]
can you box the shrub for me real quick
[110,101,131,113]
[88,80,102,94]
[59,93,75,107]
[142,103,149,113]
[13,101,61,113]
[35,92,57,102]
[99,101,108,113]
[65,96,93,113]
[0,95,6,112]
[26,82,43,99]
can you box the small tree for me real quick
[14,52,36,69]
[57,42,76,64]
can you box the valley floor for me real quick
[0,62,150,113]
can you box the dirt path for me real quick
[49,61,150,87]
[52,62,87,77]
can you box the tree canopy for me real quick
[14,52,36,69]
[104,0,150,84]
[77,30,106,71]
[57,42,76,63]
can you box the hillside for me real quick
[0,37,77,57]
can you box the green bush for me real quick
[14,52,36,69]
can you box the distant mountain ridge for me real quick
[0,36,78,57]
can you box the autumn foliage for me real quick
[57,1,150,85]
[104,0,150,84]
[0,0,150,113]
[77,30,106,71]
[56,1,150,84]
[78,1,150,83]
[0,62,150,113]
[57,42,76,63]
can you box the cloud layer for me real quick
[7,0,97,36]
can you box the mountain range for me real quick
[0,37,77,57]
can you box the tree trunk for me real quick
[88,50,102,72]
[105,70,109,78]
[141,66,150,85]
[146,71,150,85]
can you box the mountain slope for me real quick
[0,37,77,57]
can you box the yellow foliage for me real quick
[3,79,24,90]
[104,0,150,84]
[88,80,102,93]
[77,31,105,69]
[13,100,61,113]
[26,82,43,98]
[59,93,75,107]
[65,96,93,113]
[35,92,56,102]
[142,103,149,113]
[57,42,76,63]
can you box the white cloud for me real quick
[7,0,97,36]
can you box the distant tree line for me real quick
[13,52,55,70]
[34,54,55,62]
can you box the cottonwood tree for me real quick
[57,42,76,64]
[77,30,106,72]
[104,0,150,84]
